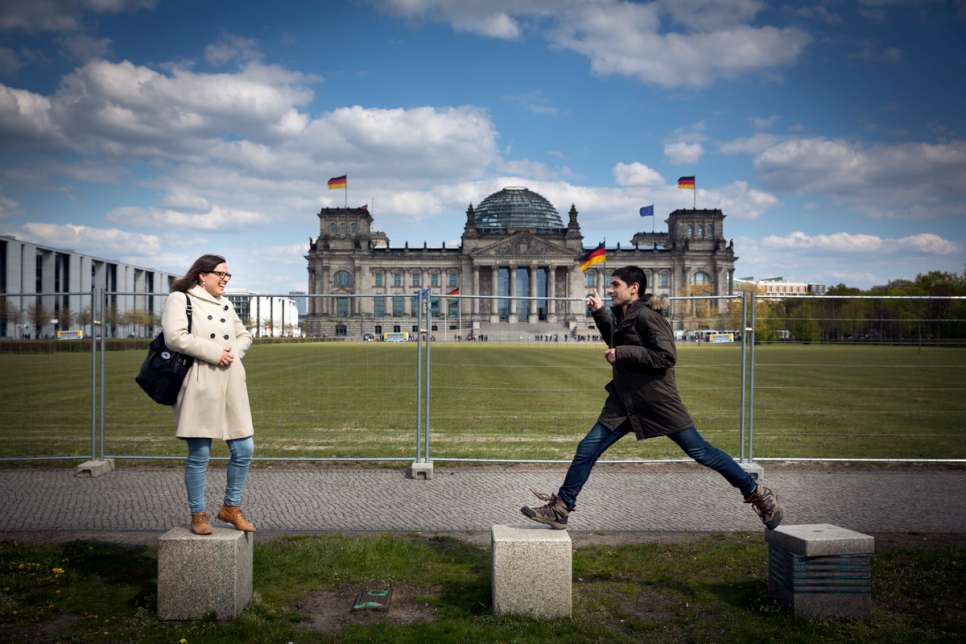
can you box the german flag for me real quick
[579,243,606,272]
[327,175,347,190]
[677,176,695,190]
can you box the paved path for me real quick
[1,464,964,535]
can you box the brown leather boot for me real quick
[217,505,255,532]
[191,511,213,535]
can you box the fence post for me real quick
[425,291,432,462]
[100,288,107,460]
[739,290,748,462]
[410,289,434,479]
[748,291,757,463]
[90,286,97,462]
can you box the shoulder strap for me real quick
[184,292,193,333]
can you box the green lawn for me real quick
[1,533,963,642]
[1,343,964,460]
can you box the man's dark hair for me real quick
[612,265,647,293]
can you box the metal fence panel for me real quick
[0,291,97,461]
[749,294,966,461]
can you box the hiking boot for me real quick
[520,489,570,530]
[217,505,256,532]
[190,511,212,535]
[745,485,783,530]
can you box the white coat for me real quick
[161,285,254,440]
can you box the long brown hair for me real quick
[170,254,227,293]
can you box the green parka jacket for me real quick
[593,295,695,439]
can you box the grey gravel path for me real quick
[1,465,964,535]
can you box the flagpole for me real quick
[345,172,348,208]
[693,178,696,210]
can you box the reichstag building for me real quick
[304,187,737,339]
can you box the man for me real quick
[522,266,783,530]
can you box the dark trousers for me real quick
[557,422,757,511]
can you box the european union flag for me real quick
[639,205,654,217]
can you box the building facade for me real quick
[735,277,828,296]
[304,187,738,339]
[1,234,175,339]
[225,289,301,337]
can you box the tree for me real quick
[27,303,49,338]
[76,307,93,336]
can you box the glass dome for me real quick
[475,187,564,230]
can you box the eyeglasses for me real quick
[208,271,232,281]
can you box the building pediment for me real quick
[470,232,573,258]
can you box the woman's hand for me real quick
[218,347,234,366]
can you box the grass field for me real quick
[2,533,964,642]
[1,343,964,461]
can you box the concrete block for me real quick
[765,524,875,557]
[491,524,571,618]
[766,524,874,619]
[158,527,253,620]
[409,461,434,480]
[739,460,764,483]
[74,459,114,478]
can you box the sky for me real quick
[0,0,964,293]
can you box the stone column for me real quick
[528,265,538,323]
[547,265,557,323]
[320,270,328,315]
[508,265,518,323]
[473,266,480,317]
[489,266,499,324]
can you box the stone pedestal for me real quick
[739,460,764,483]
[409,460,434,480]
[491,524,571,618]
[74,459,114,478]
[158,528,253,620]
[766,524,874,618]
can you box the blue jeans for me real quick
[184,436,255,514]
[557,422,756,511]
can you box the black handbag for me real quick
[135,294,194,405]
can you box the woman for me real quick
[162,254,256,535]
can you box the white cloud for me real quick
[0,84,62,145]
[750,115,779,129]
[850,41,903,63]
[719,132,782,155]
[762,231,961,255]
[0,0,157,32]
[754,137,966,218]
[613,162,664,187]
[57,33,111,61]
[0,48,23,75]
[664,141,703,164]
[379,0,812,87]
[204,33,262,66]
[106,205,271,230]
[0,193,19,218]
[20,221,162,256]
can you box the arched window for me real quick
[340,222,347,236]
[448,271,458,288]
[335,324,347,336]
[329,223,337,235]
[697,224,704,238]
[374,271,383,287]
[411,271,421,287]
[707,222,714,238]
[393,272,402,287]
[350,223,357,236]
[334,270,352,288]
[659,271,670,289]
[692,271,711,285]
[431,271,440,287]
[584,269,596,288]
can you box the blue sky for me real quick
[0,0,964,292]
